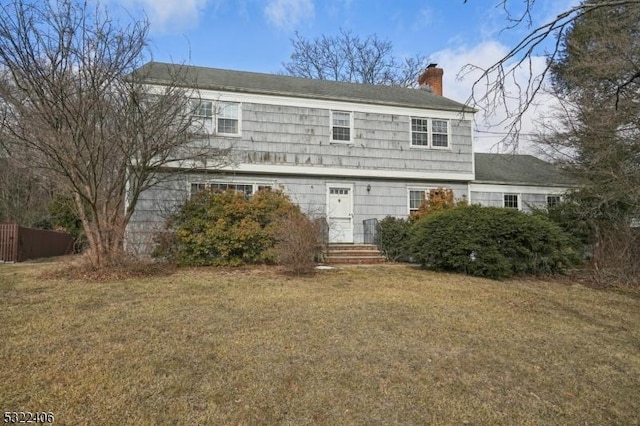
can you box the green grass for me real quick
[1,261,639,425]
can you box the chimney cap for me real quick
[427,63,438,68]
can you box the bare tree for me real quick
[0,0,229,267]
[0,159,54,226]
[462,0,640,147]
[282,29,431,87]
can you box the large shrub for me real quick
[375,216,412,261]
[409,205,580,279]
[156,189,304,266]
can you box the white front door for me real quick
[327,184,354,243]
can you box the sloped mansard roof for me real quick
[134,62,474,113]
[474,153,578,187]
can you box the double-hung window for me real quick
[410,118,450,148]
[191,100,240,135]
[217,103,239,135]
[411,118,429,146]
[331,111,352,142]
[192,100,214,133]
[408,189,428,214]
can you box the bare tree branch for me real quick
[282,29,431,87]
[463,0,640,149]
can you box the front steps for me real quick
[324,244,386,265]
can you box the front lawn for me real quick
[1,262,639,424]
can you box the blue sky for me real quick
[107,0,578,151]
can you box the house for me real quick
[126,62,574,252]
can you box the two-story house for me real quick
[126,62,574,252]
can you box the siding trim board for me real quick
[165,162,476,182]
[470,183,568,195]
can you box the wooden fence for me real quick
[0,223,73,262]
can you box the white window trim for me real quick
[188,179,275,197]
[330,110,354,144]
[503,193,521,210]
[191,99,242,137]
[407,187,436,215]
[410,117,451,150]
[215,101,242,137]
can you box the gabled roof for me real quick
[134,61,474,113]
[474,153,578,187]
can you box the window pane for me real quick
[432,133,448,147]
[332,126,350,141]
[432,119,447,133]
[412,132,429,146]
[218,118,238,134]
[332,111,350,126]
[219,103,238,119]
[411,118,428,132]
[193,100,212,117]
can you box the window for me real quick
[410,118,449,148]
[411,118,429,146]
[217,102,239,135]
[190,182,272,197]
[330,188,350,195]
[192,100,213,133]
[331,111,351,142]
[547,195,561,208]
[409,190,427,213]
[191,100,240,135]
[504,194,519,209]
[431,119,449,147]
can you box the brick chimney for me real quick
[418,64,443,96]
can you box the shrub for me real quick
[409,205,580,279]
[156,188,303,266]
[411,187,465,220]
[275,213,327,275]
[375,216,412,261]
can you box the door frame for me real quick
[326,182,354,243]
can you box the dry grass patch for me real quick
[1,262,639,425]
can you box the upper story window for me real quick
[331,111,352,142]
[191,100,240,136]
[411,118,429,146]
[217,103,239,135]
[192,100,214,133]
[411,118,450,149]
[504,193,519,209]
